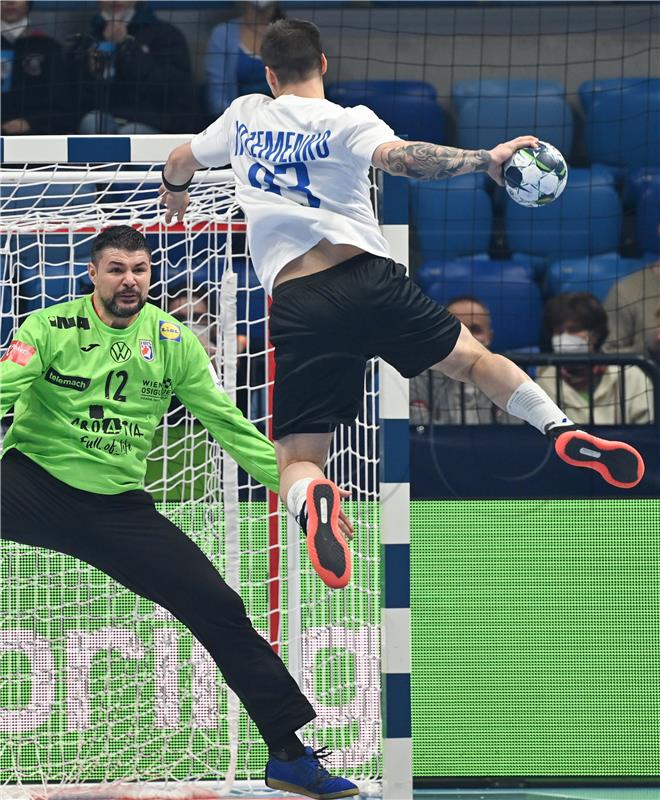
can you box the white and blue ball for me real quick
[503,141,568,207]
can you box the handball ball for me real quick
[503,141,568,207]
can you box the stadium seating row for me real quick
[415,254,652,352]
[410,168,660,263]
[3,165,658,275]
[326,77,660,170]
[1,231,652,354]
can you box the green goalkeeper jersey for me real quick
[0,296,279,495]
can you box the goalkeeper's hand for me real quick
[158,185,190,224]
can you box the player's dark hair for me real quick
[543,292,609,352]
[91,226,152,265]
[260,19,323,85]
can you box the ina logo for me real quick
[110,342,131,363]
[140,339,154,362]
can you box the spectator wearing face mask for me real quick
[410,296,520,425]
[536,292,654,425]
[1,0,66,134]
[168,291,218,358]
[65,0,194,134]
[603,228,660,360]
[205,1,284,118]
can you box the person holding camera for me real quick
[65,0,194,134]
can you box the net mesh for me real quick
[0,165,381,797]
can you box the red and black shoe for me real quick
[299,479,352,590]
[547,424,645,489]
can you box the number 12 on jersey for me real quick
[248,162,321,208]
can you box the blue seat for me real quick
[1,182,93,214]
[2,186,95,313]
[109,181,161,215]
[18,234,93,311]
[633,172,660,254]
[416,253,490,295]
[452,79,566,111]
[544,253,645,302]
[325,80,446,143]
[626,166,660,202]
[579,77,657,112]
[328,80,437,102]
[581,78,660,170]
[20,264,81,311]
[233,259,267,344]
[410,173,492,261]
[456,94,573,154]
[0,242,14,349]
[149,231,221,294]
[509,251,547,280]
[506,167,622,260]
[423,257,542,351]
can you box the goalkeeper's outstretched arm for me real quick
[159,143,204,224]
[372,134,540,186]
[0,315,49,417]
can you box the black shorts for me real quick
[269,253,461,439]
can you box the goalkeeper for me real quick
[0,225,358,800]
[160,19,645,596]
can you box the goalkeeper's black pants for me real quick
[0,449,316,745]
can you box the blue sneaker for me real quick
[265,745,359,799]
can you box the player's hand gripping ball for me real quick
[503,141,568,207]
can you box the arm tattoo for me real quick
[382,142,491,180]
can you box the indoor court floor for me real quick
[234,788,659,799]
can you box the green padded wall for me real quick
[411,500,660,777]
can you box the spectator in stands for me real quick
[646,305,660,365]
[603,238,660,359]
[410,296,518,425]
[537,292,653,424]
[65,0,193,134]
[167,290,256,418]
[168,291,217,358]
[1,0,66,134]
[205,1,283,118]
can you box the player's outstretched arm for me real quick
[159,142,205,224]
[372,135,540,185]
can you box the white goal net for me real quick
[0,161,382,798]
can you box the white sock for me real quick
[287,477,313,520]
[506,381,574,434]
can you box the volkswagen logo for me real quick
[110,342,132,363]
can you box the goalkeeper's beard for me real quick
[103,291,147,319]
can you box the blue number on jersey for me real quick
[248,162,321,208]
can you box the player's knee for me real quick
[220,589,250,626]
[275,433,330,473]
[432,323,489,383]
[192,577,249,625]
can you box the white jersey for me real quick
[190,93,401,295]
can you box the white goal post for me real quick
[0,135,411,799]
